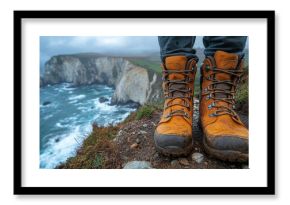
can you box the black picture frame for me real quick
[14,10,275,195]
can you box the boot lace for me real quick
[163,62,195,119]
[202,64,243,120]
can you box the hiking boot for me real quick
[199,51,248,162]
[154,56,197,157]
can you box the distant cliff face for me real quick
[42,55,162,105]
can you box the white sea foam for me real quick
[55,122,70,128]
[40,83,137,169]
[43,114,53,120]
[68,100,78,104]
[68,94,86,101]
[40,124,92,169]
[94,98,117,112]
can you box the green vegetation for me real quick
[236,82,248,105]
[94,153,104,168]
[136,105,155,120]
[194,70,201,97]
[57,101,163,169]
[128,58,162,74]
[56,123,119,169]
[136,101,163,120]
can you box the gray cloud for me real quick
[40,36,162,68]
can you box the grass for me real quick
[236,81,248,105]
[57,101,163,169]
[56,123,119,169]
[128,58,162,74]
[135,101,163,120]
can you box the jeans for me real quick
[158,36,247,61]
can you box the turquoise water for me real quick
[40,83,136,168]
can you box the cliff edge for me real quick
[42,54,162,105]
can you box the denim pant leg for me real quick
[203,36,247,57]
[158,36,199,62]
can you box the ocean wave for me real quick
[68,94,86,101]
[55,122,70,128]
[43,114,53,120]
[40,125,92,169]
[68,100,78,104]
[94,98,117,112]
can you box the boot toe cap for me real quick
[206,135,248,153]
[154,132,192,149]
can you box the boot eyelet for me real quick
[205,65,210,72]
[208,113,217,117]
[206,94,212,100]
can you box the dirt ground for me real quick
[109,98,249,169]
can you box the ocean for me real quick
[40,83,136,168]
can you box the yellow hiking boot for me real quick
[154,56,197,156]
[200,51,248,162]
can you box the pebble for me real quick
[191,152,204,163]
[123,161,152,169]
[130,143,139,149]
[117,130,123,137]
[139,130,147,135]
[136,138,141,144]
[171,160,179,166]
[152,152,159,160]
[179,158,190,166]
[142,124,148,128]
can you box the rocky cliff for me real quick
[42,54,162,105]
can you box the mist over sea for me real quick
[40,83,136,168]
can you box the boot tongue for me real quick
[165,56,187,73]
[214,51,239,75]
[213,51,239,101]
[164,56,188,98]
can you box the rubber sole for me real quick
[203,136,248,162]
[154,142,193,157]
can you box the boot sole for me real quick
[203,136,248,162]
[154,143,193,157]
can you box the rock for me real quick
[171,160,179,166]
[98,96,109,103]
[191,152,204,163]
[123,161,152,169]
[136,138,141,144]
[117,130,123,137]
[142,124,148,128]
[138,130,147,135]
[179,158,190,166]
[42,101,52,106]
[126,101,140,108]
[130,143,139,149]
[152,152,159,160]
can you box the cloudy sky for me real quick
[40,36,205,69]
